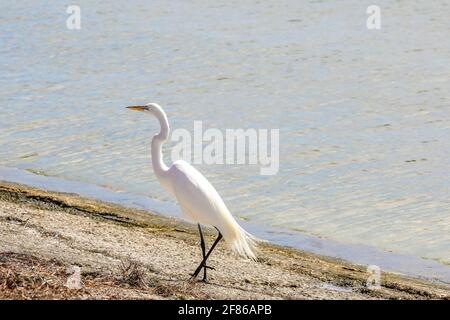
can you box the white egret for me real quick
[127,103,257,281]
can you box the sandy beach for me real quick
[0,181,448,300]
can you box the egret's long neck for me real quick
[151,108,170,177]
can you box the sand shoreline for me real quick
[0,181,449,299]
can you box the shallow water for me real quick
[1,1,449,265]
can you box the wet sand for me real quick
[0,181,448,300]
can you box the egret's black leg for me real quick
[191,230,223,281]
[197,224,208,281]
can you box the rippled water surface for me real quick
[1,1,449,264]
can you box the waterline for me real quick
[1,166,449,285]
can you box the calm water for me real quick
[1,1,449,265]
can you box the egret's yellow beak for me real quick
[126,106,148,111]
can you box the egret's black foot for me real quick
[190,275,209,283]
[190,264,215,279]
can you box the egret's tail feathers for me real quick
[227,225,259,261]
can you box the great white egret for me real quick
[127,103,257,281]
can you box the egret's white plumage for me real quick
[169,160,257,259]
[127,103,257,264]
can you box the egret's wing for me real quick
[168,160,232,227]
[168,160,258,260]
